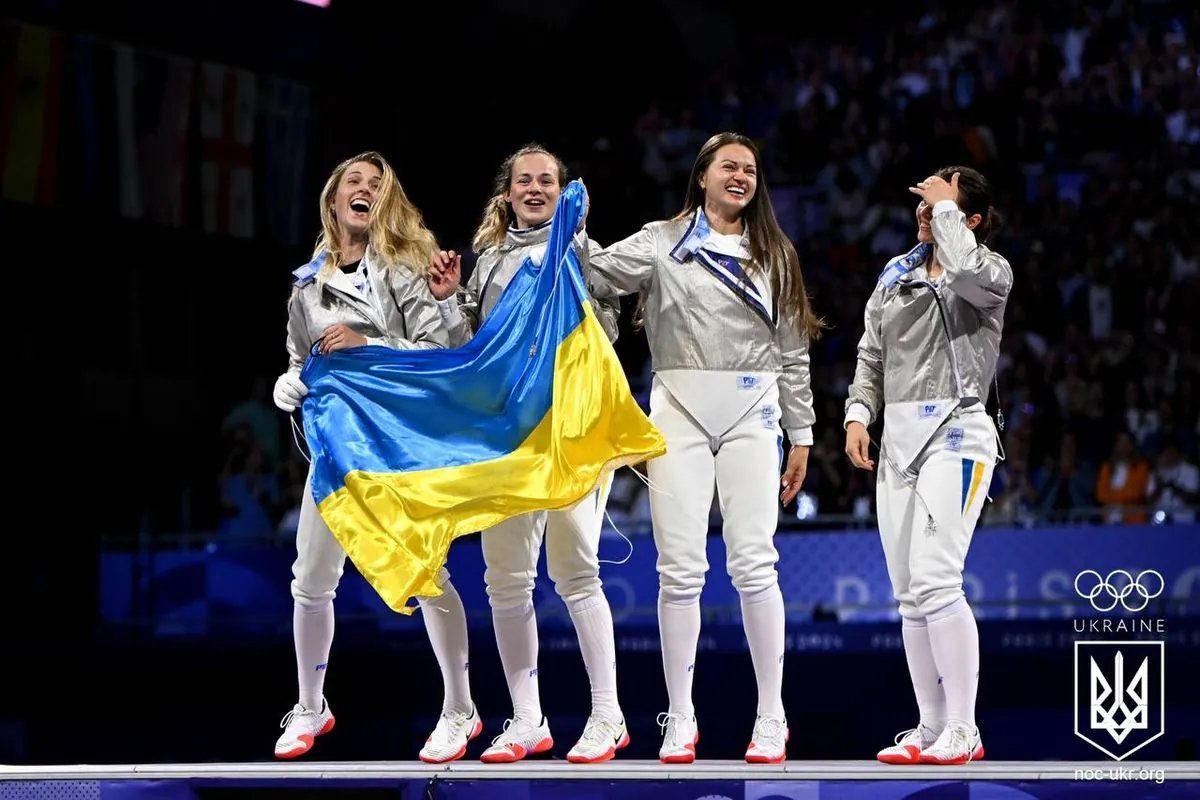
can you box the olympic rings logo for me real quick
[1074,569,1165,613]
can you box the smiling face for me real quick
[699,143,758,221]
[504,152,562,229]
[332,160,382,238]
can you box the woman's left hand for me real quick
[780,445,810,506]
[909,172,959,207]
[318,323,367,354]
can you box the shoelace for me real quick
[491,717,542,747]
[932,724,975,759]
[431,709,475,745]
[752,716,785,745]
[279,704,320,732]
[657,712,690,749]
[578,717,622,746]
[893,727,920,746]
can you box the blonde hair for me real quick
[471,143,570,253]
[313,151,438,282]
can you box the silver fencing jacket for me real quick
[437,221,620,346]
[845,201,1013,473]
[587,209,815,445]
[285,249,449,376]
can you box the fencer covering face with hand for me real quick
[426,144,628,765]
[844,166,1010,766]
[586,132,823,765]
[271,152,481,765]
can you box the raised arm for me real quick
[930,200,1013,311]
[578,235,621,343]
[587,225,658,300]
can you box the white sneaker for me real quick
[479,716,554,763]
[657,712,698,764]
[919,720,984,764]
[877,723,940,764]
[745,714,788,764]
[567,715,630,763]
[419,706,483,764]
[274,699,335,759]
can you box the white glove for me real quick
[272,372,308,413]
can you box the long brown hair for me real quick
[313,151,438,282]
[673,132,823,339]
[471,143,570,253]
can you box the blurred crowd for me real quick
[218,0,1198,540]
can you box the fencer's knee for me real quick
[730,563,779,596]
[290,553,343,607]
[896,599,924,622]
[913,584,965,619]
[658,565,705,602]
[434,566,451,588]
[659,582,702,606]
[548,554,602,606]
[552,572,602,606]
[416,567,455,606]
[291,577,337,607]
[484,567,535,611]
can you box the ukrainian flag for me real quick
[299,180,666,614]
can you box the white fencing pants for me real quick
[877,407,998,730]
[482,477,618,721]
[876,408,998,620]
[290,466,456,710]
[648,377,783,599]
[647,376,785,718]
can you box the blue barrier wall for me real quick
[100,523,1200,638]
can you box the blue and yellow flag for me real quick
[299,180,666,613]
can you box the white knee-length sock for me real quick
[658,589,701,718]
[492,601,542,723]
[294,600,334,710]
[419,581,474,715]
[902,615,947,731]
[567,590,621,721]
[926,597,979,728]
[740,584,786,718]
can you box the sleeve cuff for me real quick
[364,336,387,348]
[844,402,872,430]
[436,297,463,326]
[932,200,959,217]
[787,427,814,447]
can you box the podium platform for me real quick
[3,760,1199,799]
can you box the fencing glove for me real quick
[273,372,309,413]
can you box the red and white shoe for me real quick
[479,716,553,763]
[919,721,984,764]
[274,699,335,759]
[877,723,940,764]
[745,715,788,764]
[420,706,483,764]
[567,715,629,763]
[657,712,699,764]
